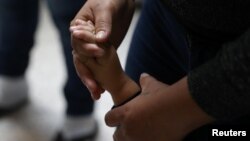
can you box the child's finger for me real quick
[73,53,103,100]
[70,25,95,34]
[87,20,95,29]
[74,19,94,28]
[72,37,103,57]
[72,19,95,32]
[72,29,96,43]
[76,43,105,57]
[74,19,88,26]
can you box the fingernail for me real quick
[141,73,150,78]
[96,31,105,39]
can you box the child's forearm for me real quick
[105,73,140,106]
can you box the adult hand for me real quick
[71,0,135,49]
[105,73,214,141]
[70,0,135,99]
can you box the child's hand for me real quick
[70,19,105,99]
[71,19,140,105]
[70,20,103,59]
[71,20,125,93]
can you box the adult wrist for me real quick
[158,77,215,137]
[174,77,214,135]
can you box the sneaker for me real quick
[53,115,98,141]
[0,76,29,117]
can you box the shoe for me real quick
[0,97,28,117]
[53,115,98,141]
[53,122,98,141]
[0,76,29,117]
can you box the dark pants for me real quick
[0,0,94,116]
[125,0,211,140]
[126,0,190,85]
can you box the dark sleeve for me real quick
[187,28,250,121]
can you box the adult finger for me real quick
[139,73,157,91]
[113,127,126,141]
[139,73,170,95]
[94,8,112,43]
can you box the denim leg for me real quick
[125,1,214,140]
[0,0,39,77]
[125,0,190,85]
[46,0,94,116]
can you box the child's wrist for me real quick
[107,73,140,105]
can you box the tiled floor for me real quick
[0,2,140,141]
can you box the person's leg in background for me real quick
[125,0,213,140]
[0,0,38,115]
[125,0,190,85]
[46,0,97,141]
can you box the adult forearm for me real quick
[188,29,250,120]
[157,77,214,137]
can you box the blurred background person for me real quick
[0,0,98,141]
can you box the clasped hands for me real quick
[69,0,214,140]
[70,19,106,99]
[70,19,188,141]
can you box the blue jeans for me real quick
[126,0,190,85]
[0,0,94,116]
[125,0,211,140]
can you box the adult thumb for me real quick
[105,106,125,127]
[95,11,112,43]
[139,73,158,91]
